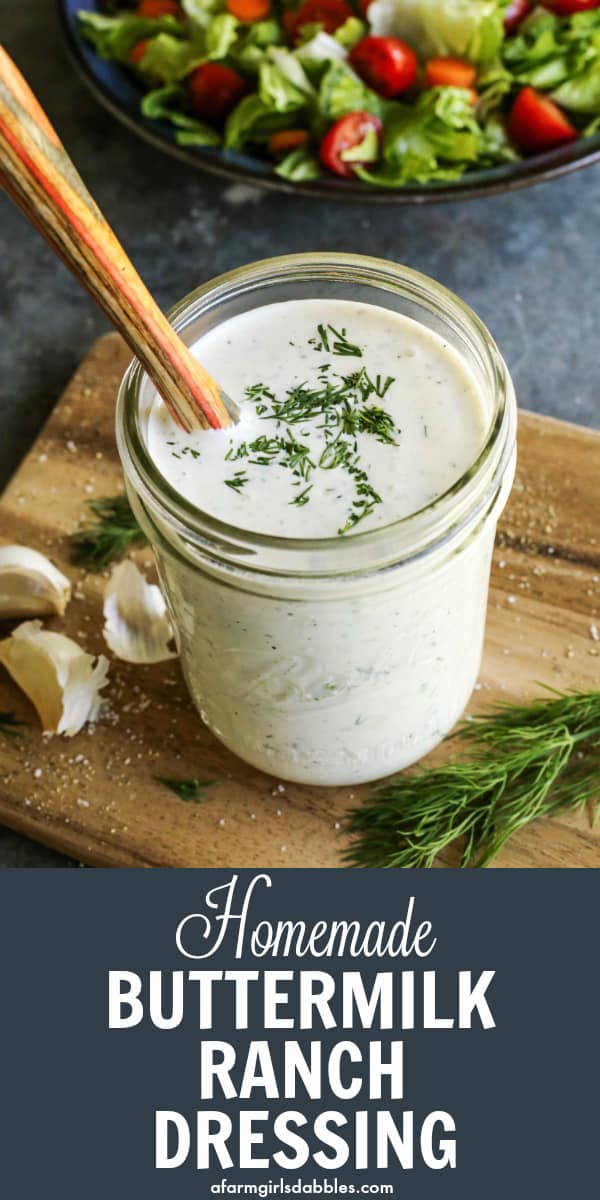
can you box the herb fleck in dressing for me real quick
[147,300,487,539]
[143,298,503,786]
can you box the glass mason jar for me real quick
[116,254,517,787]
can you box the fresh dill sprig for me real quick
[309,324,363,357]
[344,690,600,870]
[70,495,146,571]
[0,712,23,740]
[155,778,217,802]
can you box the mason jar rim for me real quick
[116,253,516,580]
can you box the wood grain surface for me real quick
[0,333,599,868]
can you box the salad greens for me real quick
[367,0,506,64]
[356,86,516,186]
[78,2,600,189]
[505,8,600,112]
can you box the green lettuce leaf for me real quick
[77,11,184,62]
[295,31,347,70]
[317,61,383,123]
[128,13,238,83]
[205,13,239,59]
[502,9,600,101]
[233,21,284,73]
[367,0,505,65]
[266,46,316,98]
[181,0,223,30]
[476,113,518,165]
[141,85,222,144]
[259,60,311,112]
[334,18,367,51]
[552,59,600,114]
[275,145,321,179]
[476,62,513,121]
[356,85,508,187]
[135,33,204,82]
[225,94,306,148]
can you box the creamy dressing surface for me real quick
[138,298,506,786]
[147,300,488,538]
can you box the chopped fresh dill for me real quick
[225,472,249,492]
[223,336,398,533]
[309,324,363,357]
[290,485,313,507]
[155,777,217,802]
[345,689,600,870]
[69,495,146,571]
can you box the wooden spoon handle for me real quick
[0,47,233,431]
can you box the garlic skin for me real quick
[0,545,71,619]
[0,620,109,736]
[103,560,176,664]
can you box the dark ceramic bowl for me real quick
[60,0,600,203]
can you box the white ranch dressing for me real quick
[147,300,488,538]
[142,298,501,786]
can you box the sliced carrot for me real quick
[226,0,271,20]
[424,57,477,90]
[129,39,149,65]
[268,130,310,156]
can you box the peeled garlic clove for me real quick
[103,560,176,664]
[0,545,71,618]
[0,619,109,736]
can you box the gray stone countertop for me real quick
[1,0,598,865]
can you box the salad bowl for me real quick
[59,0,600,202]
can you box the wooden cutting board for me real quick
[0,334,599,868]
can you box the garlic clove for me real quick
[0,545,71,619]
[103,560,176,664]
[0,619,109,736]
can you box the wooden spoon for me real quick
[0,47,237,432]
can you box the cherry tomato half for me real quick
[507,86,577,154]
[349,37,418,99]
[187,63,248,123]
[285,0,353,42]
[503,0,531,34]
[544,0,599,13]
[320,111,383,178]
[137,0,181,16]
